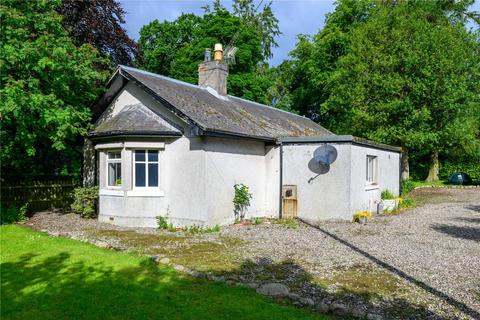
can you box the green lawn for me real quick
[0,225,329,320]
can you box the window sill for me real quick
[364,184,379,191]
[126,189,165,197]
[100,189,124,196]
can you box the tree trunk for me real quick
[425,150,439,182]
[401,150,410,181]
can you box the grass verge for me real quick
[0,225,330,320]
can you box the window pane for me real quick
[115,163,121,185]
[135,150,145,162]
[108,163,121,186]
[148,163,158,187]
[148,150,158,162]
[108,163,115,186]
[135,163,146,187]
[366,158,369,181]
[108,152,121,159]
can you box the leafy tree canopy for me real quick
[58,0,138,66]
[137,0,279,104]
[0,0,109,177]
[273,0,480,180]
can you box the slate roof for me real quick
[92,65,332,141]
[90,103,182,137]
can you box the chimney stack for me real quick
[198,43,228,95]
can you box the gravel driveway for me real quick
[24,188,480,319]
[223,188,480,319]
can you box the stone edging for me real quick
[413,185,480,190]
[150,255,384,319]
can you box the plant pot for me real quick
[382,199,398,212]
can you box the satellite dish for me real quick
[313,145,337,165]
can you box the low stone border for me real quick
[150,255,384,319]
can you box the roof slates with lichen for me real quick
[117,66,331,140]
[90,103,181,137]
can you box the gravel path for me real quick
[24,188,480,319]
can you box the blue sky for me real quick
[120,0,479,66]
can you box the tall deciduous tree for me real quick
[274,0,479,180]
[323,1,480,181]
[137,0,279,103]
[0,0,109,177]
[58,0,138,65]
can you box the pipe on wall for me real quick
[278,143,283,219]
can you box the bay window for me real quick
[134,150,159,188]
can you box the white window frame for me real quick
[133,149,160,189]
[366,155,378,185]
[106,150,122,188]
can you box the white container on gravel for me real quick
[382,199,399,212]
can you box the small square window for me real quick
[366,155,377,184]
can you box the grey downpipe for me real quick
[279,143,283,219]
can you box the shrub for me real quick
[381,189,395,200]
[233,183,252,221]
[71,187,98,218]
[400,179,416,196]
[440,161,480,182]
[253,217,263,225]
[157,215,176,231]
[0,204,27,224]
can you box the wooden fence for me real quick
[1,176,80,212]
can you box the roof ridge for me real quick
[119,65,200,89]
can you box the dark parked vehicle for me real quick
[448,172,472,185]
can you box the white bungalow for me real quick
[85,44,401,228]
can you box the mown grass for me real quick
[0,225,330,320]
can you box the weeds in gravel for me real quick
[318,264,400,299]
[272,218,298,229]
[387,197,416,215]
[89,229,243,272]
[184,224,221,234]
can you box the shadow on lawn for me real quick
[1,250,441,320]
[1,251,326,320]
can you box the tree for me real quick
[273,0,479,180]
[322,1,480,180]
[232,0,281,60]
[58,0,138,65]
[137,0,279,104]
[273,0,375,121]
[0,0,109,177]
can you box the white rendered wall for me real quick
[203,137,279,226]
[96,82,186,130]
[282,143,352,221]
[349,145,400,215]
